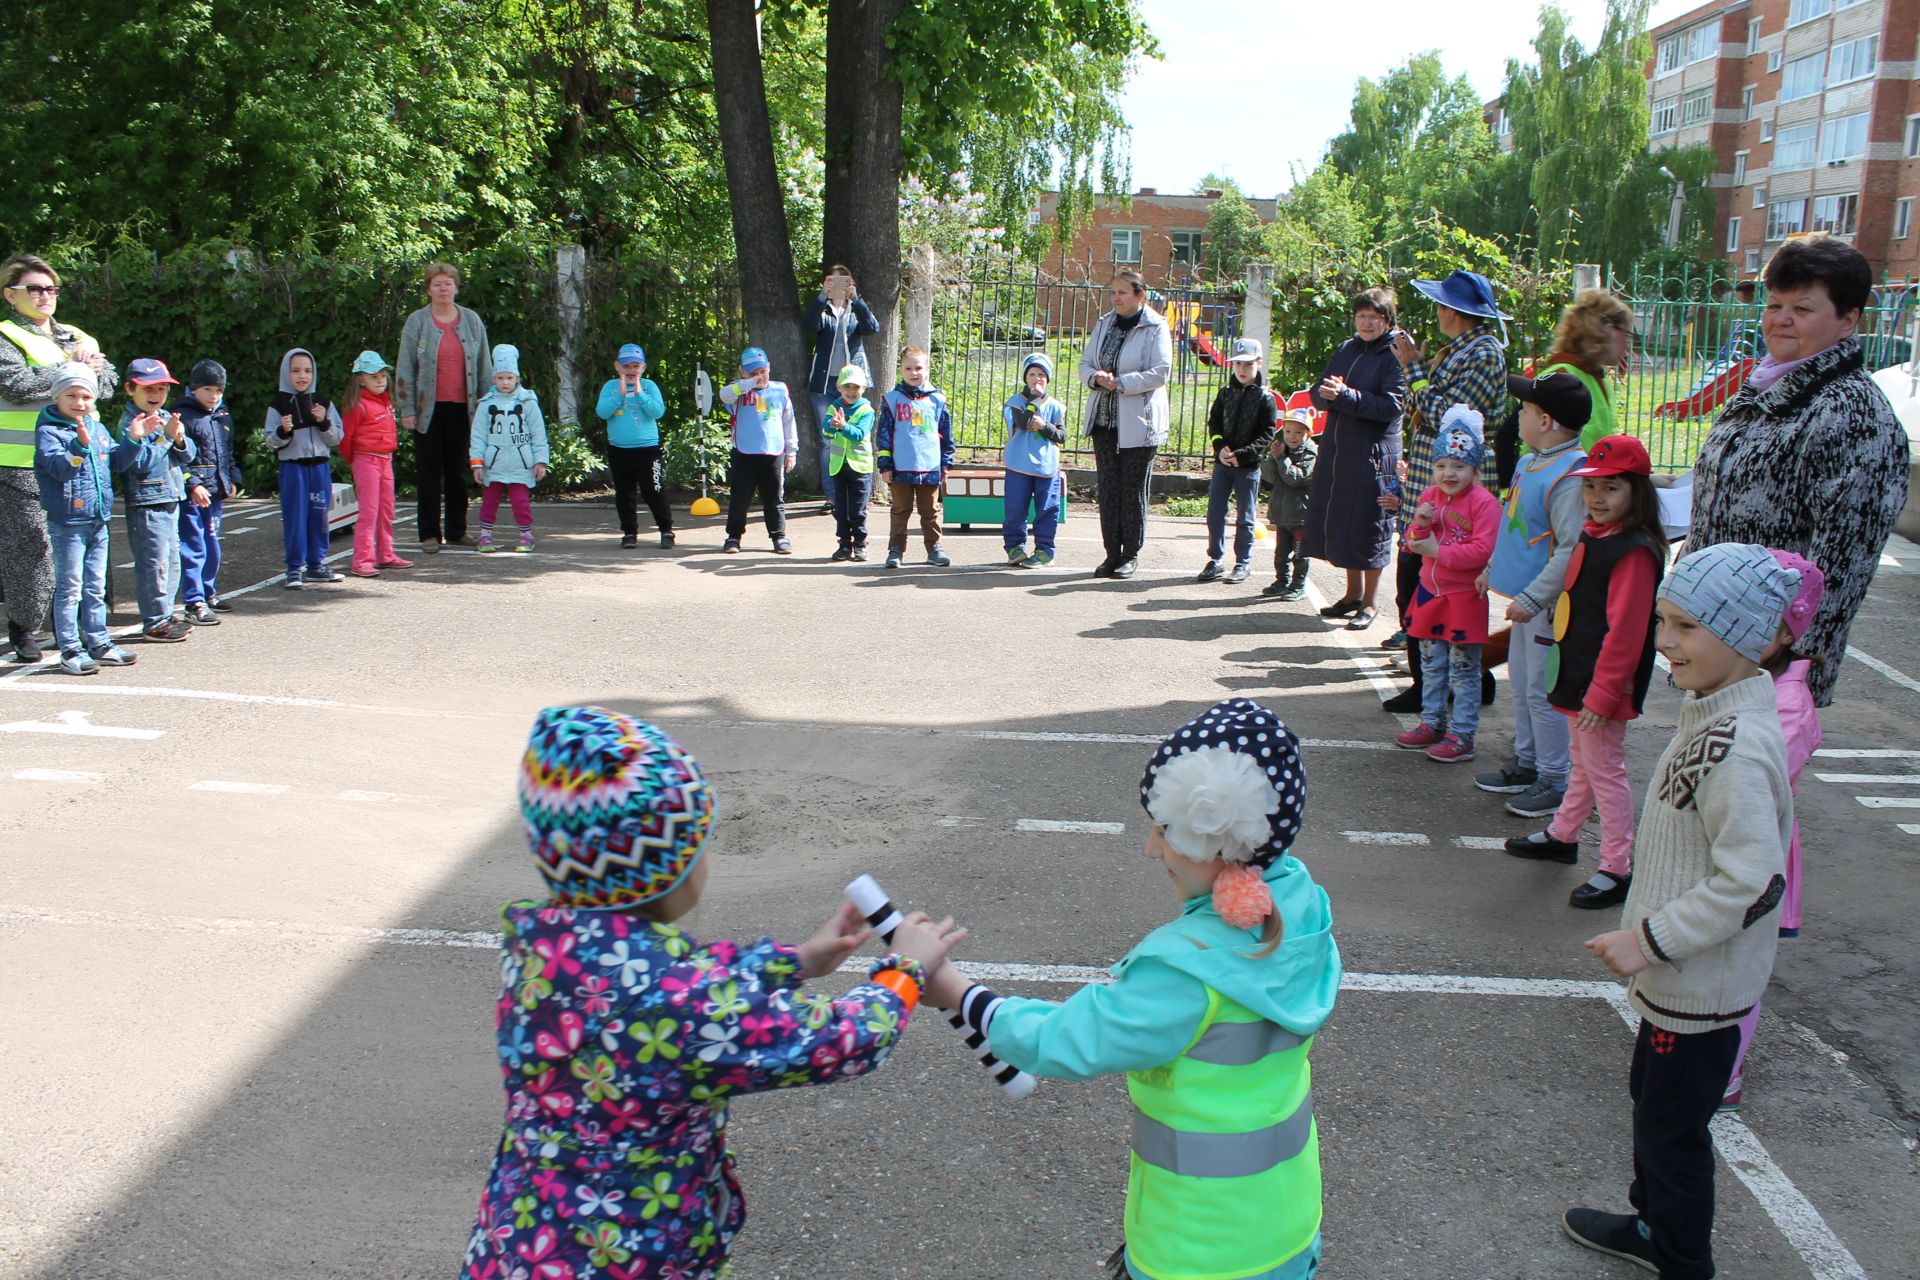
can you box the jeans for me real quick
[1549,716,1633,875]
[1205,462,1259,565]
[124,502,181,628]
[724,452,786,540]
[1509,608,1570,787]
[1002,470,1062,554]
[811,392,838,492]
[479,482,533,529]
[49,519,110,655]
[1629,1020,1741,1279]
[416,400,471,543]
[178,495,224,604]
[830,467,873,547]
[350,454,397,572]
[1420,639,1483,739]
[608,444,673,536]
[279,460,333,571]
[1091,429,1155,562]
[1272,526,1307,584]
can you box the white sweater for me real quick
[1624,673,1791,1033]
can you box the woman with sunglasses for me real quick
[1,255,118,664]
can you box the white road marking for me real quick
[1855,796,1920,809]
[0,709,163,740]
[1015,818,1125,834]
[1813,748,1920,758]
[0,681,503,719]
[1814,772,1920,784]
[338,789,414,803]
[223,526,258,535]
[187,780,291,796]
[1453,835,1508,850]
[1301,580,1419,729]
[1342,830,1431,846]
[1899,823,1920,835]
[1844,645,1920,697]
[10,768,106,783]
[935,815,986,828]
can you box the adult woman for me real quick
[0,255,117,663]
[396,262,492,553]
[803,265,879,497]
[1685,235,1909,707]
[1078,269,1172,579]
[1301,288,1406,625]
[1508,289,1631,469]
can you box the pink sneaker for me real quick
[349,565,380,579]
[1395,723,1444,749]
[379,557,415,569]
[1426,733,1477,763]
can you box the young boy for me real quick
[1199,338,1278,584]
[596,342,673,549]
[32,364,137,675]
[877,345,955,569]
[1260,407,1318,599]
[719,345,798,554]
[265,347,344,590]
[116,359,197,643]
[469,345,549,553]
[823,363,876,561]
[1478,371,1591,817]
[174,359,240,622]
[1001,351,1066,568]
[1569,542,1798,1280]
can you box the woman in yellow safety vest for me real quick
[926,697,1342,1280]
[0,255,117,664]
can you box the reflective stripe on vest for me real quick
[1131,1090,1314,1177]
[0,319,73,469]
[1186,1017,1309,1066]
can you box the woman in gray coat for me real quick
[395,262,492,552]
[1078,269,1173,578]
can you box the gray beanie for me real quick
[47,362,97,401]
[1658,543,1800,662]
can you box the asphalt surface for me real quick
[2,496,1916,1279]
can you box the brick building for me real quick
[1647,0,1920,280]
[1031,188,1279,288]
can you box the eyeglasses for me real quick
[9,283,59,296]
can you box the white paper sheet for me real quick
[1658,472,1693,540]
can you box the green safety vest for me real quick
[1536,361,1618,452]
[827,399,875,476]
[1124,987,1320,1280]
[0,318,80,469]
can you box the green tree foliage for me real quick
[1202,188,1266,283]
[1321,52,1498,237]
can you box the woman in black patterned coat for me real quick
[1685,236,1910,707]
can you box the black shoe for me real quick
[1505,831,1579,864]
[1481,668,1497,706]
[1380,687,1421,713]
[1570,872,1632,910]
[1110,557,1138,579]
[620,533,638,549]
[1278,584,1306,601]
[1261,579,1288,597]
[1093,557,1118,578]
[143,620,192,643]
[1474,759,1538,795]
[660,532,675,549]
[1561,1209,1659,1274]
[1197,560,1224,582]
[831,546,852,562]
[7,622,42,663]
[1225,563,1251,584]
[1318,597,1361,618]
[207,595,233,612]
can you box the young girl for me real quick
[470,344,549,552]
[1395,406,1501,762]
[337,351,412,578]
[464,705,963,1280]
[924,697,1339,1280]
[264,347,344,590]
[1503,435,1666,909]
[1722,547,1826,1110]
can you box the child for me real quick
[596,342,674,549]
[1477,371,1591,817]
[1001,351,1066,568]
[338,351,413,578]
[116,359,197,643]
[1198,338,1278,584]
[718,345,797,555]
[1394,406,1501,762]
[924,697,1339,1280]
[265,347,344,590]
[1502,435,1666,909]
[877,345,955,569]
[463,705,964,1280]
[1260,407,1318,600]
[824,363,876,561]
[173,359,241,621]
[469,345,549,553]
[1568,543,1799,1280]
[1723,548,1826,1111]
[32,364,137,676]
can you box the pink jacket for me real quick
[1775,660,1821,784]
[1406,483,1502,597]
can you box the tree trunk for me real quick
[822,0,904,400]
[706,0,815,482]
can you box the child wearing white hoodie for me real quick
[469,344,550,552]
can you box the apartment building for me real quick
[1647,0,1920,280]
[1031,188,1279,288]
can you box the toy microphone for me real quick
[845,874,1037,1100]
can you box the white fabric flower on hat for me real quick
[1145,745,1280,863]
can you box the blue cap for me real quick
[350,350,391,374]
[739,346,769,372]
[616,343,646,365]
[492,344,521,378]
[1021,352,1055,382]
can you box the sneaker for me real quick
[378,557,414,569]
[58,649,99,676]
[1718,1082,1744,1113]
[307,565,343,584]
[1382,629,1407,649]
[88,644,136,667]
[660,532,675,549]
[1278,583,1306,601]
[350,567,381,579]
[284,571,304,591]
[1110,557,1138,579]
[1474,759,1538,795]
[831,546,853,562]
[143,620,191,643]
[477,530,497,553]
[185,601,222,625]
[1197,560,1224,582]
[1395,723,1444,750]
[1570,871,1632,910]
[1561,1209,1659,1274]
[1426,732,1476,763]
[884,548,903,569]
[1505,831,1580,864]
[1506,782,1567,819]
[620,533,638,549]
[927,547,951,567]
[1226,563,1251,584]
[1261,579,1289,597]
[850,545,869,562]
[1026,549,1054,567]
[515,532,534,553]
[1007,546,1031,567]
[722,538,741,554]
[207,595,233,612]
[773,538,794,555]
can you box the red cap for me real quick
[1568,434,1651,478]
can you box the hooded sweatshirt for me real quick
[338,387,398,463]
[264,348,344,465]
[469,381,550,487]
[172,385,241,497]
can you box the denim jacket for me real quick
[114,404,196,506]
[34,406,137,526]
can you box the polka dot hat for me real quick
[1139,698,1307,867]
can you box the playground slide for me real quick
[1190,332,1227,368]
[1654,357,1755,421]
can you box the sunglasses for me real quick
[10,283,59,296]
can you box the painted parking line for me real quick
[1814,772,1920,784]
[187,780,292,796]
[0,710,163,740]
[1453,835,1509,850]
[1899,823,1920,836]
[1855,796,1920,809]
[1015,818,1125,834]
[1341,830,1431,846]
[1813,747,1920,759]
[1844,645,1920,697]
[10,768,106,784]
[338,789,415,803]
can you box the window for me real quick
[1907,115,1920,157]
[1767,198,1808,240]
[1743,86,1756,120]
[1788,0,1831,25]
[1658,22,1720,74]
[1819,113,1869,163]
[1754,184,1767,208]
[1746,249,1762,274]
[1811,192,1858,235]
[1775,121,1818,169]
[1897,198,1915,240]
[1830,36,1878,85]
[1747,18,1762,54]
[1681,87,1715,126]
[1651,96,1679,134]
[1109,229,1142,263]
[1768,49,1783,72]
[1733,151,1749,184]
[1781,53,1824,101]
[1761,118,1775,143]
[1169,230,1203,265]
[1727,216,1744,251]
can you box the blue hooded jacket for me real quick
[172,388,241,497]
[470,383,550,487]
[34,404,137,526]
[114,401,197,506]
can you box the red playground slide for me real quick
[1654,358,1756,421]
[1190,332,1227,367]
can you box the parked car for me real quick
[981,314,1046,345]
